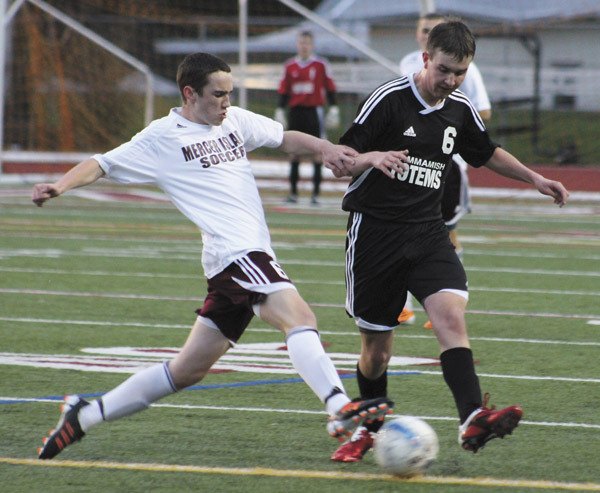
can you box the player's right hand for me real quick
[322,144,357,177]
[365,150,410,179]
[32,183,60,207]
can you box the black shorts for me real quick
[345,212,467,330]
[288,106,324,138]
[196,251,294,342]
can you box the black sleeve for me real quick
[456,112,499,167]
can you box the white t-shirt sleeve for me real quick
[93,126,159,185]
[399,50,423,76]
[227,107,284,152]
[460,62,491,113]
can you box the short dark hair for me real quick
[298,30,313,39]
[426,20,476,61]
[176,52,231,99]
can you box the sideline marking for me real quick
[1,457,599,491]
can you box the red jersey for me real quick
[277,55,336,108]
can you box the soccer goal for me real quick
[0,0,404,175]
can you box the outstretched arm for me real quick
[324,149,410,179]
[485,147,569,207]
[279,130,357,170]
[32,158,105,207]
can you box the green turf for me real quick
[1,186,598,492]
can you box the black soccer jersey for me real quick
[340,74,498,223]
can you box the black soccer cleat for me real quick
[38,395,90,460]
[327,397,394,440]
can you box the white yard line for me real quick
[1,398,598,431]
[1,316,599,346]
[1,248,600,276]
[1,288,599,320]
[2,231,600,255]
[1,266,599,297]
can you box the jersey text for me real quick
[180,131,245,168]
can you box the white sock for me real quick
[286,327,350,415]
[79,362,176,430]
[404,293,414,311]
[78,399,103,432]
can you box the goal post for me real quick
[0,0,157,172]
[2,1,597,174]
[0,0,406,176]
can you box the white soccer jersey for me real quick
[93,106,284,278]
[399,50,491,113]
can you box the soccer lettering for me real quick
[181,146,195,161]
[229,131,241,146]
[181,134,246,167]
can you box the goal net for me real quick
[2,0,600,170]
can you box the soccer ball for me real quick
[373,416,439,477]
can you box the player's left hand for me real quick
[534,177,570,207]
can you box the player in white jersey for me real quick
[32,52,394,461]
[400,13,491,120]
[398,13,492,328]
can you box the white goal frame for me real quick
[0,0,155,172]
[0,0,429,173]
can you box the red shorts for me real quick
[196,251,294,342]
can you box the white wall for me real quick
[370,23,600,111]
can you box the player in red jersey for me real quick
[275,31,340,205]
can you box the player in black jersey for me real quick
[327,21,569,462]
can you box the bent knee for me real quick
[169,362,210,389]
[360,349,392,376]
[299,309,317,328]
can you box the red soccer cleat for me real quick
[459,393,523,453]
[331,427,374,462]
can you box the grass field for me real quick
[0,182,599,493]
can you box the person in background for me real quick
[398,13,492,328]
[33,52,393,461]
[275,30,340,205]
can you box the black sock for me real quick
[440,347,482,423]
[312,162,322,196]
[356,363,387,433]
[289,161,300,195]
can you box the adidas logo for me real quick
[403,126,416,137]
[177,123,187,128]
